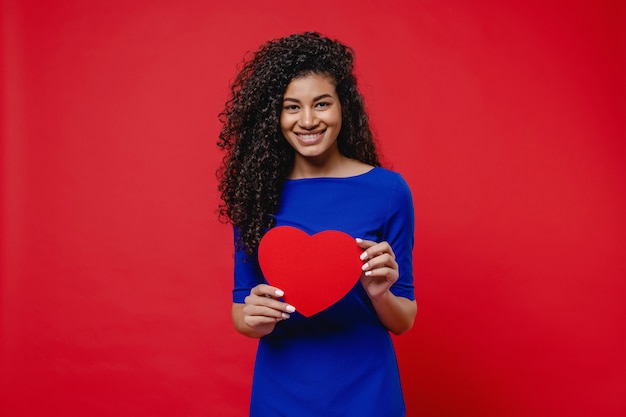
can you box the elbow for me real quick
[389,300,417,335]
[389,317,415,336]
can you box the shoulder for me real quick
[367,167,411,190]
[368,168,414,216]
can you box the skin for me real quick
[231,74,417,338]
[279,73,344,178]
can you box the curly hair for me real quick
[217,32,380,257]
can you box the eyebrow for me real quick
[283,93,334,103]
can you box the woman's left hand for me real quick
[356,238,399,300]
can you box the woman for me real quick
[217,32,416,417]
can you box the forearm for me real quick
[370,292,417,335]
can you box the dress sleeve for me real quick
[383,174,415,300]
[232,227,265,303]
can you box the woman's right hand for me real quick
[232,284,296,338]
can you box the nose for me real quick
[298,108,318,129]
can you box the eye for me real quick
[315,101,331,109]
[283,104,299,112]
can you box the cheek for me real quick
[279,118,293,142]
[333,108,342,126]
[279,114,291,132]
[333,111,343,130]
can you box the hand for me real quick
[357,238,399,300]
[241,284,296,336]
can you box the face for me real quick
[280,74,342,165]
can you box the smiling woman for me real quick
[217,32,416,417]
[2,2,624,417]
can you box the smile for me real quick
[296,129,325,138]
[295,130,325,144]
[298,133,320,139]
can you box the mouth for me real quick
[295,129,325,144]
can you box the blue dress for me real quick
[232,167,415,417]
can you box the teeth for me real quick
[298,133,319,139]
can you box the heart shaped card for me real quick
[258,226,363,317]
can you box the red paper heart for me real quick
[258,226,363,317]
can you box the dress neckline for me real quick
[285,167,378,182]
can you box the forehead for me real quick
[283,74,338,98]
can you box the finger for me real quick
[356,237,377,249]
[244,312,288,328]
[361,253,397,272]
[362,265,398,279]
[244,304,293,321]
[250,284,286,299]
[358,241,395,262]
[245,293,296,313]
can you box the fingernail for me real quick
[356,238,363,243]
[362,263,369,271]
[365,271,372,276]
[275,289,284,297]
[282,313,290,319]
[360,251,368,261]
[286,304,296,313]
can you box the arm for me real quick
[357,239,417,335]
[231,227,295,338]
[232,284,296,338]
[368,291,417,335]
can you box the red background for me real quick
[1,0,625,416]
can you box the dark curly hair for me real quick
[217,32,380,257]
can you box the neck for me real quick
[289,154,375,180]
[289,152,347,179]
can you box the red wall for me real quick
[1,1,624,416]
